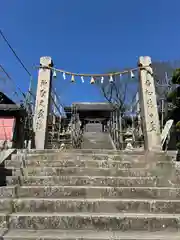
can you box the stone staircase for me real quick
[0,149,180,239]
[82,132,114,149]
[82,123,114,150]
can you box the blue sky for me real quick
[1,0,180,105]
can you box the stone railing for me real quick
[0,148,16,186]
[70,117,84,149]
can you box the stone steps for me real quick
[12,153,146,161]
[7,176,164,187]
[15,149,172,160]
[1,149,178,238]
[0,212,9,228]
[15,186,180,199]
[0,228,8,239]
[81,132,114,149]
[5,159,172,168]
[0,186,16,198]
[7,212,180,231]
[0,199,12,212]
[2,197,180,215]
[3,230,180,240]
[2,198,180,214]
[9,167,153,177]
[17,148,145,154]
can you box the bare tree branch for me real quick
[96,61,180,116]
[96,70,131,115]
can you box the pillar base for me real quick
[145,145,162,152]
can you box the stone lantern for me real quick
[124,128,134,150]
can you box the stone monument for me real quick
[34,57,53,149]
[138,56,161,151]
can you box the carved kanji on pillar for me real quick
[139,56,161,150]
[34,56,53,149]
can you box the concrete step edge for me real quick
[18,186,180,189]
[7,166,150,169]
[9,212,180,217]
[4,229,180,239]
[11,198,180,203]
[13,176,159,179]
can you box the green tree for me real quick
[167,68,180,110]
[167,69,180,160]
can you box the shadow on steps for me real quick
[0,160,12,186]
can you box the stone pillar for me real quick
[110,112,112,134]
[112,111,114,140]
[139,56,161,151]
[116,110,119,142]
[34,56,53,149]
[119,111,123,145]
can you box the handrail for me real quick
[70,105,83,149]
[0,148,16,165]
[71,124,83,149]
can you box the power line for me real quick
[51,87,65,109]
[0,64,26,99]
[0,29,31,77]
[0,30,36,102]
[0,65,36,116]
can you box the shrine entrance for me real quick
[71,102,112,133]
[33,56,161,150]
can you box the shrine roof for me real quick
[0,92,15,105]
[72,102,113,111]
[0,92,27,116]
